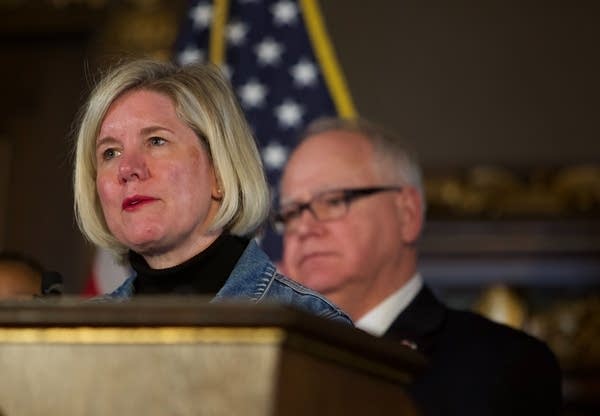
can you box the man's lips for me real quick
[299,251,335,266]
[122,195,158,211]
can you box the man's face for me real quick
[279,131,410,303]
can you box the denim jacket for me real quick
[107,240,352,325]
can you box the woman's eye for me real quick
[101,148,120,161]
[149,136,166,146]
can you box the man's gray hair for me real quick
[299,117,425,208]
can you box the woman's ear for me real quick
[211,185,223,201]
[211,172,223,201]
[395,187,424,244]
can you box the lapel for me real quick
[384,285,447,355]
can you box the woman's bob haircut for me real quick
[74,58,269,259]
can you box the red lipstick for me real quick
[122,195,157,211]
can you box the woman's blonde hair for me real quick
[74,58,269,258]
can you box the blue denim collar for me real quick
[110,239,274,301]
[213,239,275,302]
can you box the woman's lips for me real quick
[122,195,157,211]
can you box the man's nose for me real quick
[117,152,149,184]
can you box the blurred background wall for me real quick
[0,0,598,413]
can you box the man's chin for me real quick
[297,266,342,294]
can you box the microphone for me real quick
[41,271,64,296]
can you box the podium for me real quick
[0,297,425,415]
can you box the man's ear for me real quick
[395,187,424,244]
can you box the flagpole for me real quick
[299,0,357,118]
[209,0,230,65]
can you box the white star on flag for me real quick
[239,79,268,108]
[227,21,249,46]
[262,141,289,170]
[190,3,212,30]
[255,37,284,66]
[271,0,299,26]
[275,99,304,128]
[290,58,318,87]
[221,64,233,80]
[177,46,205,65]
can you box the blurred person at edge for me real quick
[71,58,350,325]
[0,251,42,299]
[275,117,562,415]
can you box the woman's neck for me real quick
[142,230,223,269]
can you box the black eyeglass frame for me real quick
[273,186,403,233]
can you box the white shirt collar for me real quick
[355,273,423,337]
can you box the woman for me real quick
[73,58,350,324]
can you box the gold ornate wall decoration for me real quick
[526,295,600,371]
[473,284,527,330]
[0,1,184,61]
[425,164,600,219]
[93,0,184,62]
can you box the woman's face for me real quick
[95,89,222,268]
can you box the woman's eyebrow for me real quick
[140,125,174,136]
[96,136,118,149]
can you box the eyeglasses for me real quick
[273,186,403,234]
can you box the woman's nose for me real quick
[117,152,149,184]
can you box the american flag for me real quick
[173,0,355,259]
[83,247,131,296]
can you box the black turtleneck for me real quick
[130,233,249,295]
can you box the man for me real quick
[275,117,562,415]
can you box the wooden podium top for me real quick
[0,297,425,415]
[0,296,426,383]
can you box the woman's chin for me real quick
[121,234,165,255]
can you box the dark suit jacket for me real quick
[385,285,562,416]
